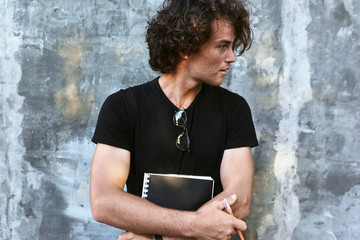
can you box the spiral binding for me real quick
[141,173,150,198]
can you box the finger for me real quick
[234,218,247,232]
[225,234,233,240]
[118,232,133,240]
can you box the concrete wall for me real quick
[1,0,359,239]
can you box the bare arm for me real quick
[90,143,246,239]
[216,147,254,219]
[90,143,191,236]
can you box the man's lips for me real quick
[220,68,230,75]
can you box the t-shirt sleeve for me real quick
[91,90,132,150]
[225,95,258,149]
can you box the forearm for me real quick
[92,189,196,237]
[162,237,195,240]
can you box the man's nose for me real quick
[226,50,236,63]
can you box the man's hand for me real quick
[190,194,246,240]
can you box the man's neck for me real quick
[159,73,202,109]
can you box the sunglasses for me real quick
[173,107,190,151]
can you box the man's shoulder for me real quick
[123,77,158,93]
[203,84,246,103]
[101,78,158,106]
[104,78,158,101]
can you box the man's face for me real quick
[186,18,236,86]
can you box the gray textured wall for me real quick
[1,0,359,239]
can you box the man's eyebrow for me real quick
[215,40,232,45]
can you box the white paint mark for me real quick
[129,0,143,10]
[299,127,315,134]
[257,213,275,237]
[115,41,143,64]
[254,31,279,85]
[343,0,356,20]
[273,0,312,239]
[146,0,164,11]
[324,210,334,219]
[0,1,25,239]
[337,27,352,38]
[326,231,338,240]
[1,2,46,239]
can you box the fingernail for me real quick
[231,194,237,200]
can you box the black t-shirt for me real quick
[92,77,258,196]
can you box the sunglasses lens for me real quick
[175,131,190,151]
[173,107,190,151]
[173,108,187,127]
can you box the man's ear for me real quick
[179,51,190,60]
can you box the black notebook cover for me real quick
[142,173,214,211]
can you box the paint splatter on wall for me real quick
[55,35,94,120]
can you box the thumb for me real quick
[226,194,237,206]
[221,194,237,211]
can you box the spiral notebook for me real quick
[141,173,214,211]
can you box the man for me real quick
[90,0,258,239]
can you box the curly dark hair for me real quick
[146,0,253,74]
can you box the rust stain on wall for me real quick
[55,35,94,119]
